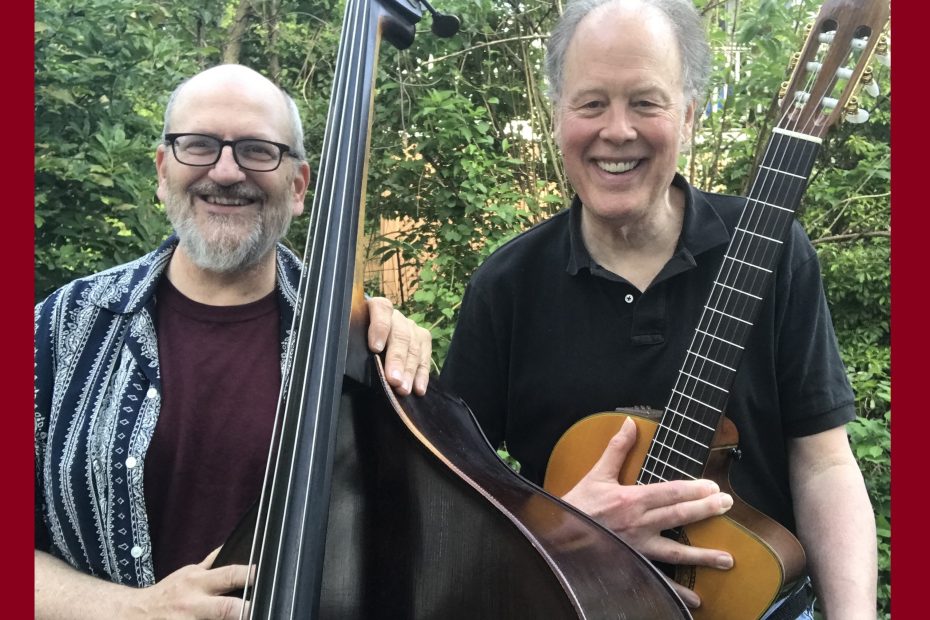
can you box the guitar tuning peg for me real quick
[859,66,880,97]
[844,97,870,124]
[874,34,891,67]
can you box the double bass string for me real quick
[243,0,373,616]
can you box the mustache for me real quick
[187,181,267,202]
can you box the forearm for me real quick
[791,448,877,619]
[35,550,141,620]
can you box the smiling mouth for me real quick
[200,195,255,207]
[596,160,639,174]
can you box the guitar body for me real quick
[544,410,806,620]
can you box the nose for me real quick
[599,104,637,144]
[208,145,247,184]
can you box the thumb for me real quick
[588,416,637,481]
[200,546,223,568]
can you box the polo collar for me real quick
[566,173,731,279]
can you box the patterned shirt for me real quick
[34,236,301,587]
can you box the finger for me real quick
[213,594,248,620]
[204,563,253,596]
[588,417,637,480]
[412,326,432,395]
[365,297,394,353]
[383,310,415,395]
[398,322,425,395]
[641,485,734,526]
[200,546,223,568]
[643,527,734,569]
[667,579,701,609]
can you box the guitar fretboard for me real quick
[638,131,821,484]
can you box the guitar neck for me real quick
[638,131,821,484]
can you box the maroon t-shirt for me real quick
[145,277,281,580]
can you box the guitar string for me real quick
[644,21,847,485]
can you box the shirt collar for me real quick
[566,173,731,278]
[89,236,303,316]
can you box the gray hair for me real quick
[545,0,711,106]
[160,67,307,161]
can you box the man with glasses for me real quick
[35,64,432,619]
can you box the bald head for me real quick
[161,64,306,160]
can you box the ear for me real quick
[552,106,563,147]
[290,160,312,217]
[680,99,697,146]
[155,144,169,203]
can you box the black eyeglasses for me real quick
[164,133,301,172]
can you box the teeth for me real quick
[597,160,638,173]
[205,196,251,206]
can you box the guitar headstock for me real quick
[777,0,890,139]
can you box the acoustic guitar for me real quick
[544,1,889,618]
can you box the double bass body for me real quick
[214,0,691,617]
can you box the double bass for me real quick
[215,1,690,617]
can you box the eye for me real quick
[179,137,218,154]
[238,141,278,161]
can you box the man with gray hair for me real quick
[35,64,433,619]
[442,1,877,617]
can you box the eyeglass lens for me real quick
[173,135,282,171]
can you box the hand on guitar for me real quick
[365,296,432,396]
[560,416,735,609]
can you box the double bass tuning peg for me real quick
[419,0,461,38]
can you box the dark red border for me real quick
[9,2,35,617]
[889,0,911,616]
[17,2,906,617]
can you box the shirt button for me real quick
[624,294,634,303]
[146,387,158,399]
[130,545,144,558]
[125,456,138,468]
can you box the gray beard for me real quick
[165,192,293,274]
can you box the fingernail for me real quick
[391,369,402,381]
[719,493,733,510]
[402,380,412,393]
[705,481,720,494]
[716,554,734,570]
[373,339,385,352]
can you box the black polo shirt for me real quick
[441,174,855,532]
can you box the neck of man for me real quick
[166,246,278,306]
[580,184,685,292]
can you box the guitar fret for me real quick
[672,389,722,413]
[663,409,716,437]
[650,439,703,466]
[687,348,738,372]
[724,255,772,273]
[704,307,754,327]
[679,369,730,393]
[747,195,796,212]
[695,329,744,350]
[735,227,784,245]
[642,459,693,481]
[714,281,764,300]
